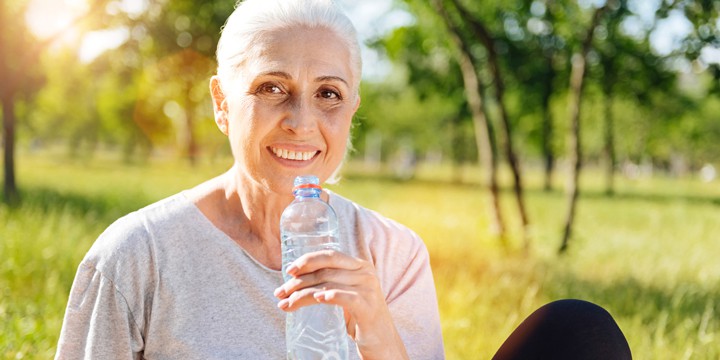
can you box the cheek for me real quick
[324,112,353,149]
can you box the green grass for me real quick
[2,153,719,359]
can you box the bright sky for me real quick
[24,0,88,45]
[24,0,719,72]
[338,0,414,79]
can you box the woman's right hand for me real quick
[274,250,410,360]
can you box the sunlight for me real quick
[79,28,129,63]
[24,0,89,45]
[25,0,140,63]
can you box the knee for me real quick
[534,299,632,359]
[534,299,622,336]
[493,299,632,360]
[539,299,614,322]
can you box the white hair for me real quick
[216,0,360,184]
[216,0,362,94]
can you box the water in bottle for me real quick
[280,175,349,360]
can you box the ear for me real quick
[352,95,361,113]
[210,76,229,135]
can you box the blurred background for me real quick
[1,0,719,358]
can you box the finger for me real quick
[287,250,363,277]
[275,267,370,301]
[278,283,353,312]
[313,288,358,306]
[277,287,316,311]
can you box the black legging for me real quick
[493,299,632,360]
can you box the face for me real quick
[211,26,360,195]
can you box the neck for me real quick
[227,167,290,247]
[187,167,288,270]
[189,165,332,270]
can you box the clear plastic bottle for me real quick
[280,175,349,360]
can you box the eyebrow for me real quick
[316,75,350,88]
[258,71,350,88]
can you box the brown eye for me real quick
[262,84,283,94]
[319,89,340,100]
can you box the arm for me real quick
[55,263,144,360]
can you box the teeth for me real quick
[271,147,316,161]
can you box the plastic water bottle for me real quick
[280,175,349,360]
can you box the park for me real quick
[2,0,719,358]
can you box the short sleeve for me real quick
[330,192,445,360]
[54,263,144,360]
[384,238,445,360]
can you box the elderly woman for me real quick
[56,1,632,359]
[55,1,442,359]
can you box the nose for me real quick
[280,98,317,135]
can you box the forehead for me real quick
[241,27,355,85]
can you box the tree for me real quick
[1,0,106,203]
[446,0,531,250]
[129,1,234,164]
[559,2,615,254]
[422,0,507,240]
[367,19,477,181]
[502,0,568,192]
[0,2,44,203]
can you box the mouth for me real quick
[270,147,319,161]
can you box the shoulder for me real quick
[329,191,436,306]
[329,191,428,263]
[82,193,193,278]
[330,191,422,242]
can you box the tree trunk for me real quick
[603,84,616,196]
[451,0,531,251]
[2,93,18,204]
[559,53,585,254]
[0,2,102,204]
[541,57,556,192]
[184,79,198,166]
[0,3,18,204]
[431,0,506,241]
[559,4,611,254]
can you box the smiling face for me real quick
[211,26,359,195]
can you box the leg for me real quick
[493,299,631,360]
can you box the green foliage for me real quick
[370,0,720,170]
[5,0,718,171]
[365,10,476,166]
[355,81,472,163]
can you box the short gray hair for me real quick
[216,0,362,94]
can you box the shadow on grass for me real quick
[573,189,720,208]
[542,271,718,321]
[433,252,717,346]
[3,186,152,222]
[343,172,720,207]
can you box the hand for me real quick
[273,250,409,360]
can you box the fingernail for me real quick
[313,292,325,302]
[286,264,298,276]
[273,287,285,298]
[278,299,289,310]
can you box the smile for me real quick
[271,147,318,161]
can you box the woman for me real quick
[56,1,631,359]
[56,1,442,359]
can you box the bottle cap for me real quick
[293,175,320,188]
[292,175,322,194]
[293,183,322,190]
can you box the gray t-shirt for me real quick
[55,191,444,359]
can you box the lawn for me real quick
[2,153,719,359]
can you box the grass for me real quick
[2,153,719,359]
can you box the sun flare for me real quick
[24,0,89,44]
